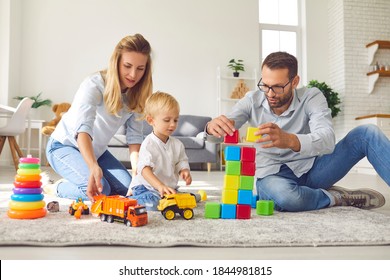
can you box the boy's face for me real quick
[147,109,179,142]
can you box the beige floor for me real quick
[0,166,389,260]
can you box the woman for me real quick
[46,34,152,202]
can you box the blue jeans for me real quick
[46,137,131,201]
[129,185,161,211]
[256,124,390,212]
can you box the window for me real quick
[259,0,301,64]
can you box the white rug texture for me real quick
[1,186,390,247]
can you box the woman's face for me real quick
[118,51,148,91]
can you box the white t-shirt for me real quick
[130,132,190,194]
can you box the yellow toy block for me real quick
[223,175,239,190]
[221,189,238,204]
[246,127,261,142]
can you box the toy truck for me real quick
[69,197,90,219]
[91,195,148,227]
[157,193,197,220]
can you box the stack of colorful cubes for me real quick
[7,156,46,219]
[205,130,256,219]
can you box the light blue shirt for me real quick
[51,72,143,158]
[209,87,335,178]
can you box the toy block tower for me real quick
[205,130,256,219]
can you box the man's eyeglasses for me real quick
[257,78,293,95]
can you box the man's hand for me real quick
[86,164,103,202]
[256,122,301,152]
[206,115,235,138]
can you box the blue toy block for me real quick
[224,146,241,161]
[221,203,236,219]
[251,194,259,208]
[237,190,253,205]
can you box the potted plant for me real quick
[13,92,52,109]
[307,80,341,118]
[227,59,245,77]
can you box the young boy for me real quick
[127,91,193,210]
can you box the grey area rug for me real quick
[1,200,390,247]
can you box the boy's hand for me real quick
[180,169,192,185]
[156,184,177,198]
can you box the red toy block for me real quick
[241,161,255,176]
[224,130,239,144]
[236,204,251,219]
[241,146,256,162]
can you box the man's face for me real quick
[260,66,296,113]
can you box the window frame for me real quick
[259,0,303,80]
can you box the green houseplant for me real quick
[227,59,245,77]
[307,80,341,118]
[13,92,52,109]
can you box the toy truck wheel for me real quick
[100,214,106,222]
[68,207,75,215]
[83,208,89,215]
[107,215,114,223]
[181,208,194,220]
[125,220,132,227]
[162,209,176,220]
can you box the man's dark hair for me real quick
[262,52,298,79]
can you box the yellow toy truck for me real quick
[69,197,90,219]
[157,193,197,220]
[91,195,148,227]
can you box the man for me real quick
[206,51,389,212]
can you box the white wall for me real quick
[8,0,260,120]
[329,0,390,139]
[0,0,10,105]
[302,0,329,85]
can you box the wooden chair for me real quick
[0,98,34,170]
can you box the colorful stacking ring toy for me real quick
[15,174,42,182]
[8,155,46,219]
[17,168,42,176]
[13,181,42,188]
[18,163,40,169]
[7,208,47,219]
[9,200,46,211]
[11,194,44,202]
[13,187,43,195]
[19,157,40,164]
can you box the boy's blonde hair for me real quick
[144,91,180,118]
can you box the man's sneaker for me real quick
[328,186,385,210]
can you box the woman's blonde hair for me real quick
[144,91,180,118]
[101,33,153,115]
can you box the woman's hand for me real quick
[86,164,103,202]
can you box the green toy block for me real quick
[222,189,238,204]
[256,200,274,216]
[225,161,241,175]
[223,175,239,190]
[239,175,254,190]
[204,202,221,219]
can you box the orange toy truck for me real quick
[91,195,148,227]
